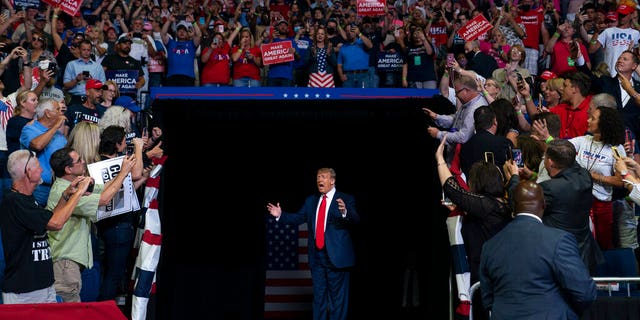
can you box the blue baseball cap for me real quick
[115,96,141,113]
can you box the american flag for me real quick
[264,219,313,319]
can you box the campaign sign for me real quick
[377,52,404,71]
[357,0,385,16]
[457,14,493,41]
[88,156,140,221]
[13,0,39,9]
[42,0,81,17]
[261,41,295,65]
[105,69,139,96]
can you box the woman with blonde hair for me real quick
[99,81,120,109]
[543,77,565,109]
[6,90,38,154]
[66,122,102,166]
[231,28,263,87]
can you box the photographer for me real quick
[201,22,242,86]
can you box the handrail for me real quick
[465,277,640,317]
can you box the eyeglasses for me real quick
[24,150,35,175]
[69,157,84,167]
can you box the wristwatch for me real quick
[620,170,629,176]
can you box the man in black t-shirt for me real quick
[101,34,145,99]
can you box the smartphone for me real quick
[217,24,224,33]
[447,53,455,66]
[442,191,453,206]
[484,151,495,165]
[83,70,90,78]
[394,28,401,37]
[512,148,524,167]
[625,129,635,154]
[612,147,621,158]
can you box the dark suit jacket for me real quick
[479,215,598,320]
[277,191,359,268]
[459,129,514,178]
[539,163,605,273]
[468,51,499,80]
[584,67,640,140]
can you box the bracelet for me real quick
[402,77,407,80]
[437,162,447,167]
[482,90,489,96]
[524,95,532,101]
[530,171,538,181]
[53,14,59,19]
[553,32,560,38]
[516,110,523,115]
[358,33,362,37]
[590,39,597,45]
[545,136,554,144]
[62,193,71,201]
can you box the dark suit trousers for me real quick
[311,248,350,320]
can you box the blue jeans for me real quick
[233,77,261,87]
[98,222,135,301]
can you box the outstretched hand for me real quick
[435,132,448,162]
[266,202,282,218]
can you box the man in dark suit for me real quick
[463,40,499,80]
[267,168,360,320]
[479,179,597,320]
[459,106,513,178]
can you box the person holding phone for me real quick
[436,133,513,320]
[401,26,436,89]
[63,39,107,106]
[201,22,242,87]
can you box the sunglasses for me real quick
[24,150,35,175]
[33,37,44,42]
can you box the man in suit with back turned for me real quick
[267,167,360,320]
[479,179,597,320]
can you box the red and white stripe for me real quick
[308,71,335,88]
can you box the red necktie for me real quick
[315,194,327,249]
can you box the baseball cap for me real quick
[116,34,133,44]
[617,4,635,15]
[86,79,108,90]
[276,19,289,26]
[605,11,618,21]
[176,20,191,30]
[539,70,558,81]
[115,96,141,113]
[35,13,46,22]
[143,21,153,31]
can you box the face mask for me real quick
[327,27,336,35]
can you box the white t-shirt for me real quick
[570,135,626,201]
[597,27,640,77]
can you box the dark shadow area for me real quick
[152,97,454,319]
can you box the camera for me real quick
[212,38,220,45]
[133,32,143,38]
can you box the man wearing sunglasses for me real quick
[0,149,93,304]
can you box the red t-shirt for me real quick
[550,95,592,139]
[232,46,262,80]
[516,8,544,49]
[201,43,232,85]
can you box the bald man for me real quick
[479,180,597,319]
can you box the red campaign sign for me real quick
[357,0,385,16]
[457,14,493,41]
[261,41,295,65]
[42,0,81,17]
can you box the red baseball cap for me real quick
[617,4,635,15]
[605,11,618,22]
[540,70,558,81]
[86,78,107,90]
